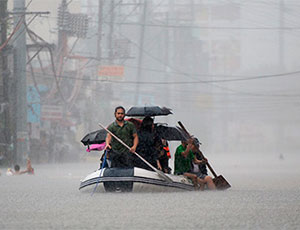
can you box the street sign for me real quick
[98,66,124,77]
[41,105,63,121]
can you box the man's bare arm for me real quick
[130,133,139,153]
[105,133,112,149]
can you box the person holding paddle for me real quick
[174,138,216,190]
[177,121,231,190]
[174,139,205,190]
[105,106,139,168]
[190,138,216,190]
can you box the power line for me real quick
[17,68,300,97]
[106,24,300,97]
[110,21,300,30]
[12,1,300,99]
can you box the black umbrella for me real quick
[154,125,189,141]
[126,106,172,117]
[81,129,107,146]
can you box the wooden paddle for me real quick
[98,123,173,183]
[178,121,231,190]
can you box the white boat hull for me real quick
[79,167,194,192]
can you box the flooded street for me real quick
[1,153,299,230]
[1,0,300,229]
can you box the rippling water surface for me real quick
[1,153,299,230]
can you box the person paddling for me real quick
[189,138,215,190]
[174,139,204,189]
[174,139,215,190]
[105,106,139,168]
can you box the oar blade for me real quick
[213,175,231,190]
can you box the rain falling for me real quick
[0,0,300,229]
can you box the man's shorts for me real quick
[191,171,207,180]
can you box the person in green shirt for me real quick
[174,139,203,189]
[174,140,194,175]
[105,106,139,168]
[175,138,216,190]
[174,138,210,190]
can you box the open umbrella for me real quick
[126,106,172,117]
[81,118,142,147]
[154,125,189,141]
[81,129,107,146]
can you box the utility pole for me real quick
[134,0,147,105]
[164,11,170,123]
[97,0,103,61]
[13,0,28,164]
[108,0,115,64]
[0,0,12,163]
[278,0,285,155]
[279,0,285,71]
[58,0,68,57]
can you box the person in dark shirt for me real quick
[105,106,138,168]
[134,116,162,171]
